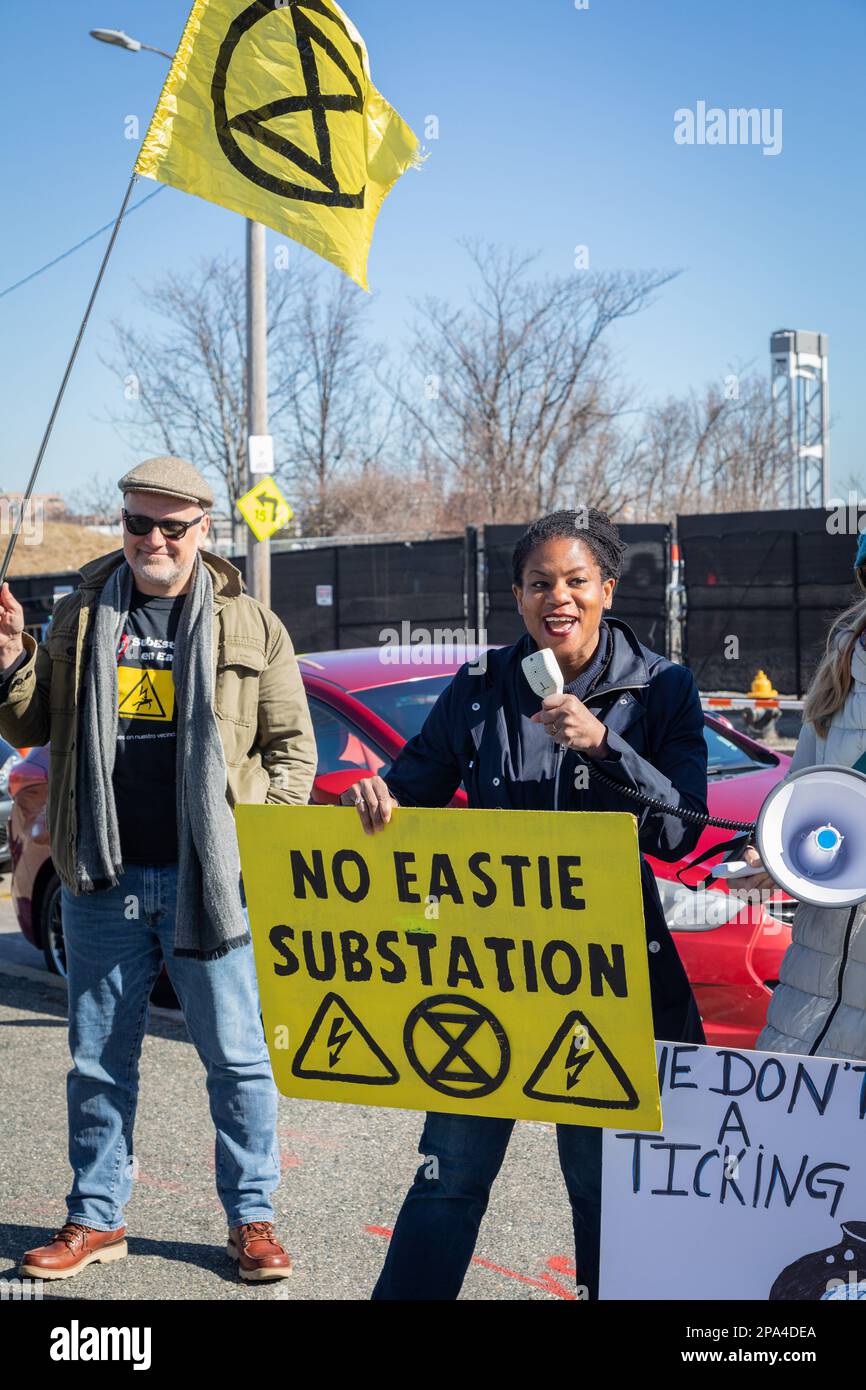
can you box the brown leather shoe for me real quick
[20,1222,128,1280]
[227,1222,292,1282]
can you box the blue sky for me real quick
[1,0,863,505]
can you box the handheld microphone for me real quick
[521,648,564,698]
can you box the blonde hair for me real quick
[803,596,866,738]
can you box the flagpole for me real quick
[0,171,140,589]
[245,218,271,608]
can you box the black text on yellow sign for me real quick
[236,806,661,1130]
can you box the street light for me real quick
[90,28,174,59]
[88,26,271,604]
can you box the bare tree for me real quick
[319,460,446,536]
[840,473,866,503]
[104,255,390,544]
[101,242,784,548]
[66,472,122,523]
[275,271,396,534]
[103,256,300,549]
[634,372,785,519]
[392,242,676,524]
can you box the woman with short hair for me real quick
[343,508,708,1300]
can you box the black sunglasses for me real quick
[122,509,205,540]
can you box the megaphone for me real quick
[755,764,866,908]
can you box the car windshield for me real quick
[704,724,773,776]
[358,678,775,774]
[354,676,454,742]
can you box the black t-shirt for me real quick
[112,589,186,864]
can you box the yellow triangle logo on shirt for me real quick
[118,667,175,722]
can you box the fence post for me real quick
[464,526,479,639]
[792,530,802,696]
[333,544,342,651]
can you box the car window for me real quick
[308,697,388,778]
[353,676,454,742]
[704,724,773,774]
[350,681,772,780]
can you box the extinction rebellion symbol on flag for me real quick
[134,0,419,287]
[211,0,368,207]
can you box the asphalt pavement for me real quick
[0,878,576,1301]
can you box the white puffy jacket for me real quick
[757,630,866,1060]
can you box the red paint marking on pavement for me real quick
[364,1226,575,1300]
[470,1255,577,1300]
[205,1143,306,1173]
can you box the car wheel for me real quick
[40,874,66,977]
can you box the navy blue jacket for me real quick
[383,619,708,1044]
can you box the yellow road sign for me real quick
[236,477,294,541]
[236,805,662,1130]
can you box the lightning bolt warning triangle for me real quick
[292,992,399,1086]
[522,1011,640,1110]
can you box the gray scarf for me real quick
[75,556,250,960]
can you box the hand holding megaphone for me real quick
[746,764,866,909]
[725,844,781,894]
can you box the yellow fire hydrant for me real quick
[749,670,779,699]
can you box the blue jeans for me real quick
[372,1112,602,1300]
[61,864,280,1231]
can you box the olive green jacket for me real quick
[0,549,317,891]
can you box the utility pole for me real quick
[245,220,271,606]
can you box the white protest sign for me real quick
[601,1042,866,1300]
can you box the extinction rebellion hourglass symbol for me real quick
[211,0,368,207]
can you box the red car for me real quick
[9,645,792,1045]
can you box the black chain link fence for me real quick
[679,509,861,696]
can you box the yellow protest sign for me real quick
[134,0,420,289]
[236,805,662,1130]
[236,477,294,541]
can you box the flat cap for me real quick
[118,456,214,509]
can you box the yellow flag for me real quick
[134,0,419,289]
